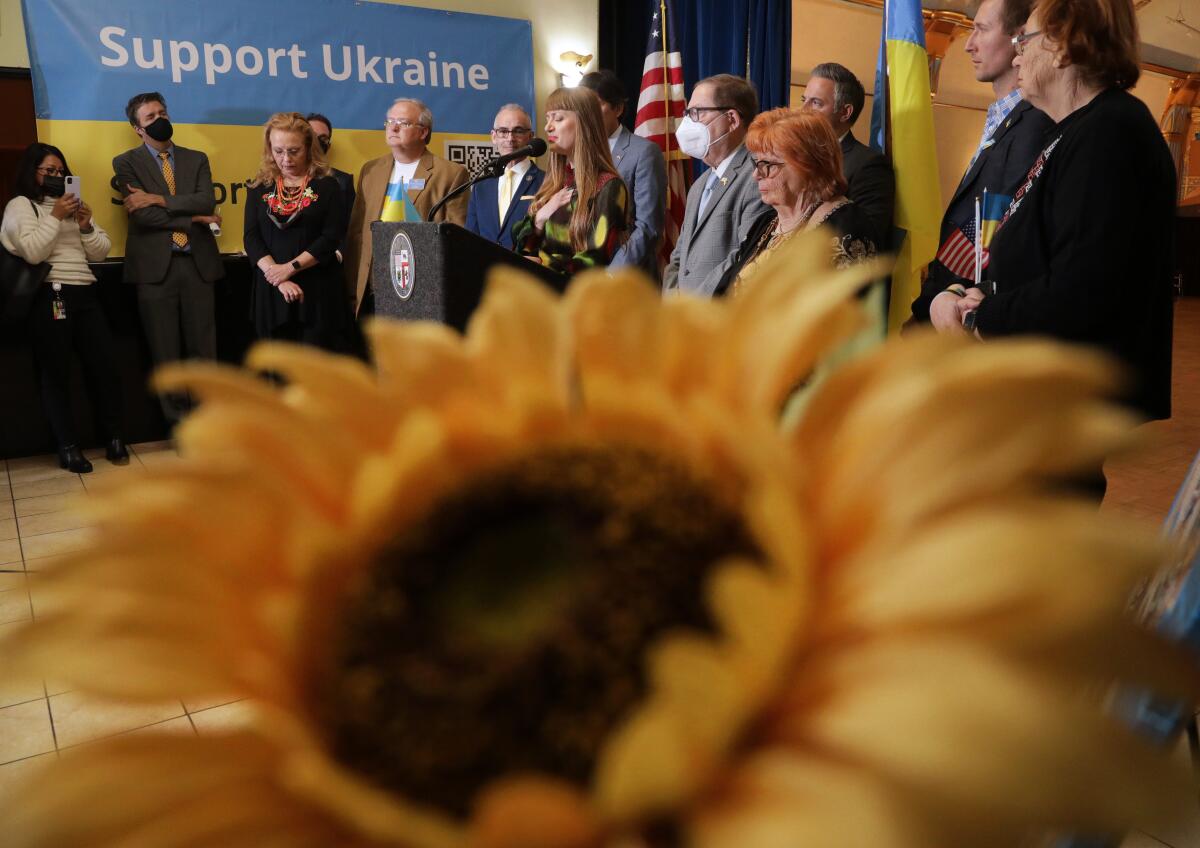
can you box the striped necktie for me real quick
[159,150,188,248]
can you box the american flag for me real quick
[633,0,690,270]
[935,216,990,281]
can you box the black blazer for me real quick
[841,130,895,250]
[910,99,1053,322]
[976,89,1176,421]
[331,166,356,255]
[112,144,224,285]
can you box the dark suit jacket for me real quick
[112,144,223,284]
[344,150,470,312]
[331,166,356,256]
[841,130,894,251]
[910,99,1053,322]
[465,161,545,251]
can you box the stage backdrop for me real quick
[21,0,534,256]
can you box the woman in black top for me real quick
[715,109,877,298]
[932,0,1176,422]
[244,112,349,351]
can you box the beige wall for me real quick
[791,0,1175,207]
[0,0,30,68]
[0,0,598,124]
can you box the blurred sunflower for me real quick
[1,230,1193,848]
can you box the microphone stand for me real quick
[426,161,508,222]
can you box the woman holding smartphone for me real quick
[1,142,127,473]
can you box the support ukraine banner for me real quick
[869,0,941,332]
[21,0,534,257]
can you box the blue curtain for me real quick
[746,0,792,113]
[600,0,792,117]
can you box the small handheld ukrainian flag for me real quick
[381,178,422,223]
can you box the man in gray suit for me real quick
[113,92,223,423]
[663,74,766,297]
[579,70,666,278]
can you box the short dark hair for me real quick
[305,112,333,135]
[695,74,759,125]
[125,92,166,127]
[579,69,627,110]
[12,142,72,201]
[997,0,1037,34]
[810,63,866,126]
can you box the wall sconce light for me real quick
[558,51,593,87]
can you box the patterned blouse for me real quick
[512,170,629,276]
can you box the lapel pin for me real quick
[720,176,729,186]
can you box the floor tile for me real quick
[10,475,84,500]
[0,700,56,764]
[0,539,21,567]
[130,440,175,455]
[0,572,25,592]
[0,518,15,541]
[0,586,32,625]
[1119,832,1172,847]
[124,715,197,738]
[189,700,255,735]
[22,555,67,572]
[48,692,186,749]
[14,493,81,518]
[17,508,93,538]
[20,528,94,561]
[79,449,138,475]
[0,752,56,805]
[182,694,242,714]
[0,500,14,522]
[7,463,74,486]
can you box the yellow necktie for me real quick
[159,150,188,248]
[497,167,515,223]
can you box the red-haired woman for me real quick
[244,112,349,350]
[715,108,877,296]
[512,87,628,276]
[933,0,1176,424]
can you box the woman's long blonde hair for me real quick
[531,87,622,252]
[248,112,331,188]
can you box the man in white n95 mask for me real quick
[663,73,766,297]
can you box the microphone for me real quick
[486,138,547,174]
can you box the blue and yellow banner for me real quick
[22,0,533,255]
[870,0,941,332]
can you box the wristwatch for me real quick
[291,260,302,272]
[963,310,979,332]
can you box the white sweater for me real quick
[0,196,111,286]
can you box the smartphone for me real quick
[64,175,81,200]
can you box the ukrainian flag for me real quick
[871,0,942,332]
[381,178,422,223]
[978,191,1011,249]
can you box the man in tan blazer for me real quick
[344,97,470,315]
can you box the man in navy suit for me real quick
[465,104,545,251]
[580,70,667,279]
[911,0,1052,327]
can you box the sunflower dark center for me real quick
[320,442,760,818]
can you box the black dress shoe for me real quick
[58,445,93,474]
[106,438,130,465]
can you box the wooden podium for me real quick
[370,222,567,330]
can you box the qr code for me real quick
[445,141,497,179]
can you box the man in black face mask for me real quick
[113,92,224,425]
[304,113,355,261]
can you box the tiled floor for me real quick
[0,440,251,812]
[0,304,1198,841]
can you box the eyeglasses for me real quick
[749,158,786,178]
[492,127,532,138]
[37,167,66,177]
[384,118,422,130]
[1011,30,1042,55]
[684,106,732,122]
